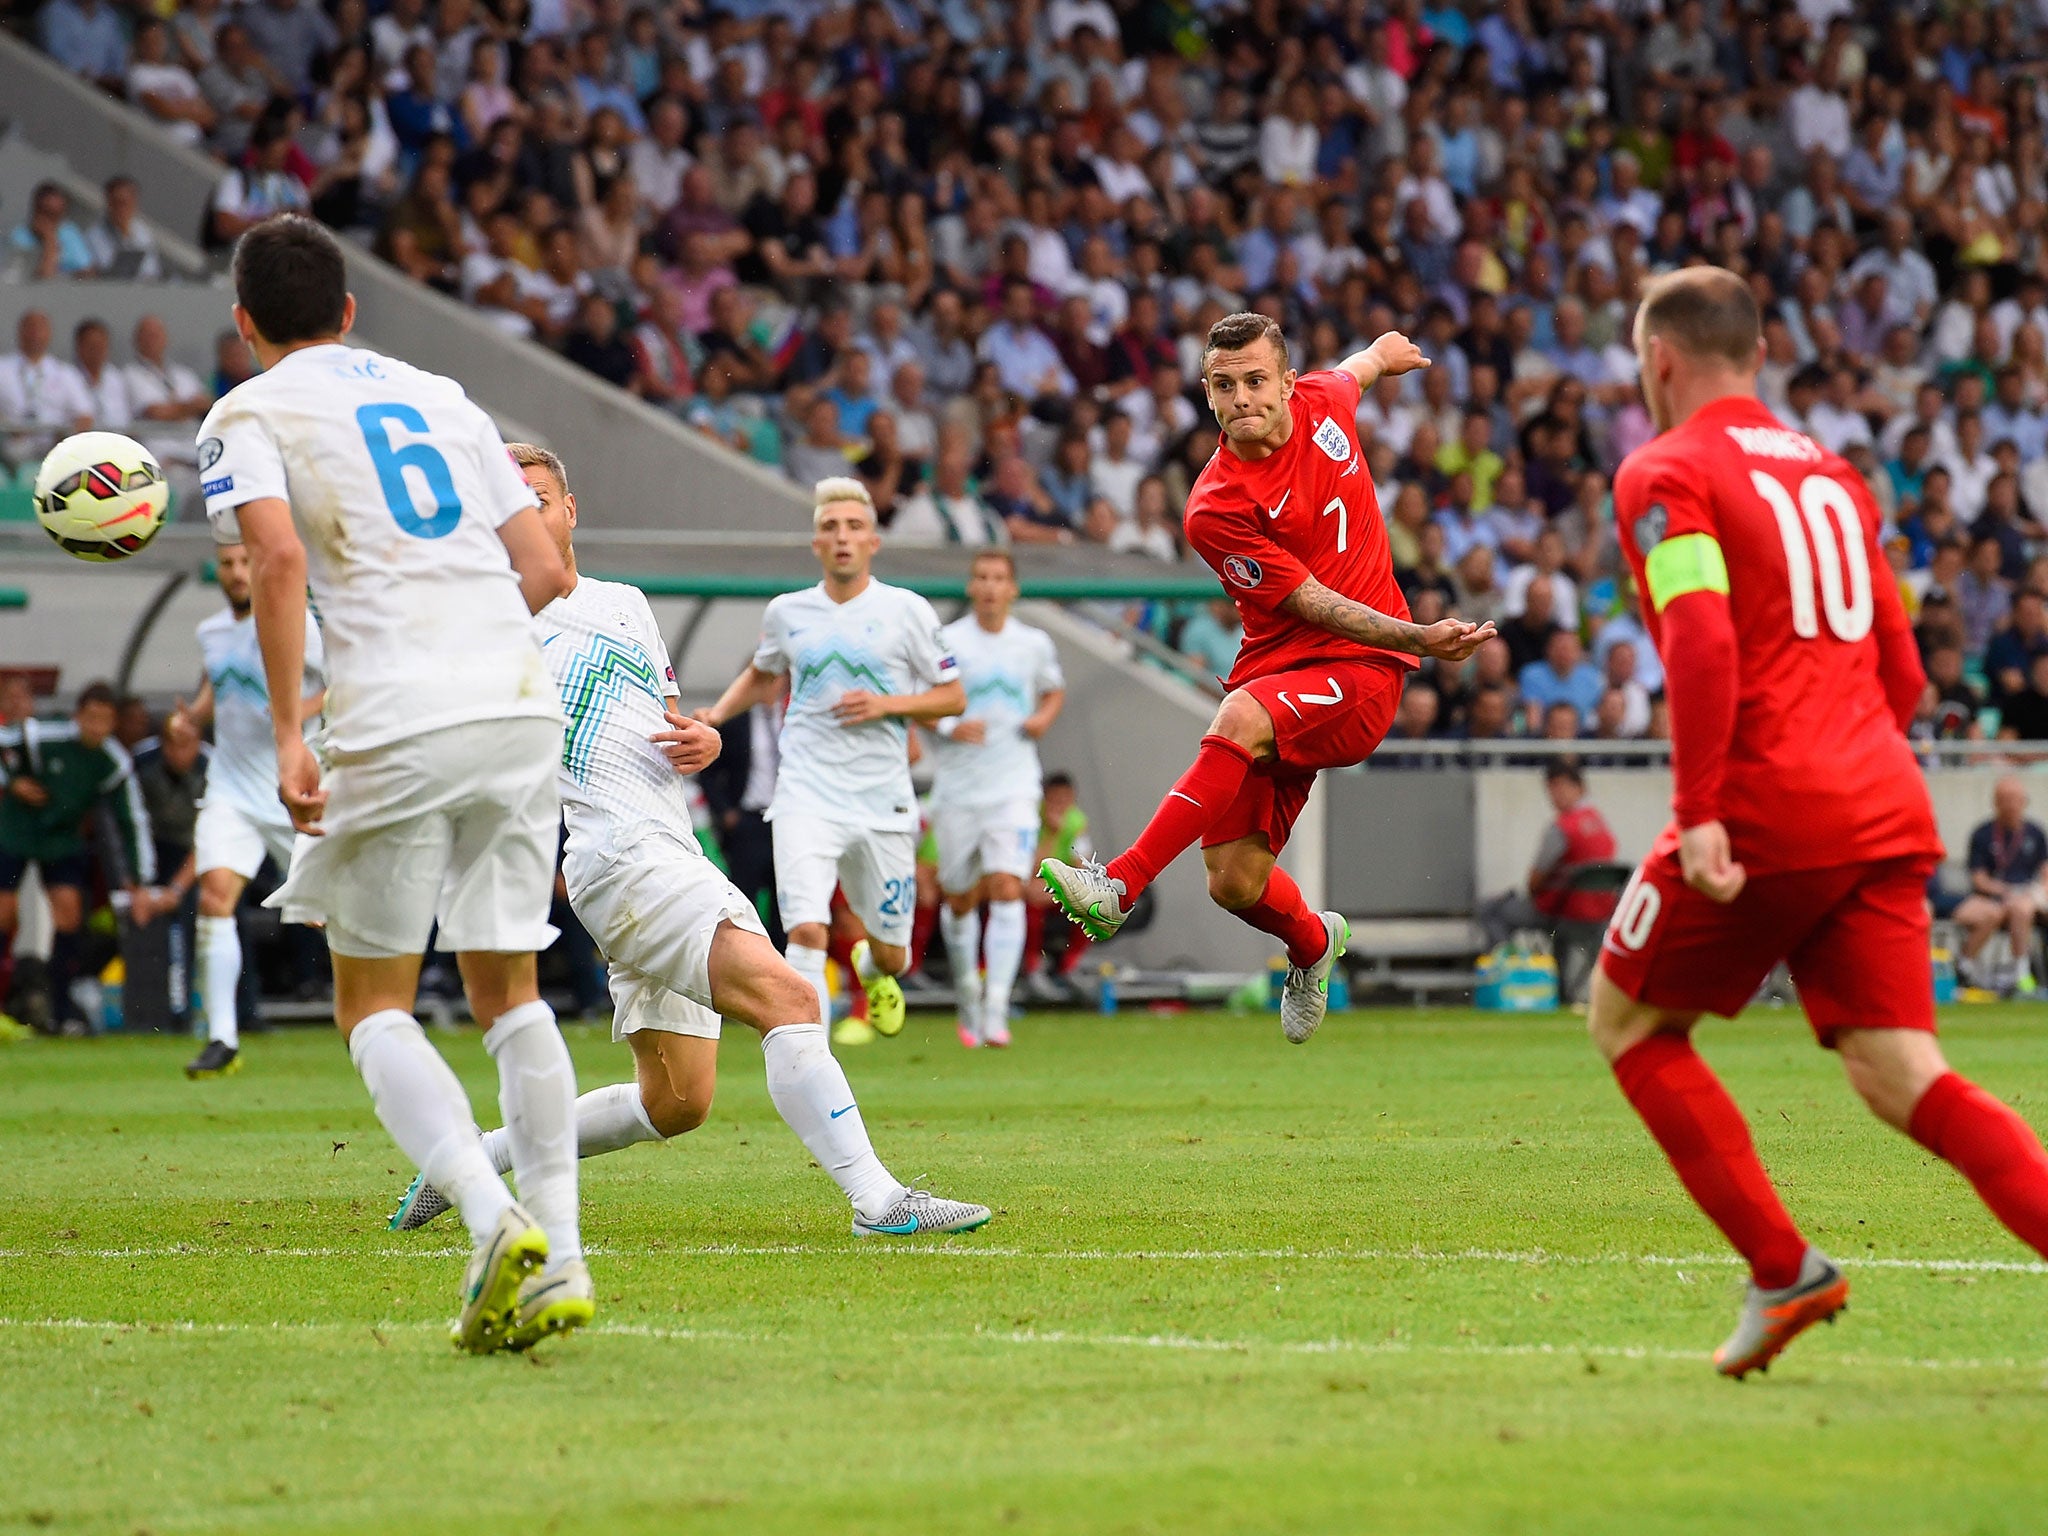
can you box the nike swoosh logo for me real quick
[830,1105,856,1119]
[1263,490,1291,519]
[1168,791,1202,806]
[867,1219,920,1234]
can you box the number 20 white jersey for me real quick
[197,343,558,755]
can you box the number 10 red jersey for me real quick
[1612,395,1940,876]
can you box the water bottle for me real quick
[1097,961,1119,1015]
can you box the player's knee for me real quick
[1205,862,1265,911]
[196,870,240,918]
[986,873,1024,903]
[1211,689,1271,749]
[867,940,907,975]
[648,1092,709,1137]
[787,921,829,951]
[759,967,822,1026]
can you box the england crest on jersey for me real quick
[1311,416,1351,462]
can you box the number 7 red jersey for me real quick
[1613,394,1940,875]
[1182,369,1419,690]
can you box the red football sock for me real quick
[1234,865,1329,968]
[1105,735,1255,900]
[1023,902,1047,974]
[910,898,939,973]
[1909,1072,2048,1258]
[1611,1035,1808,1289]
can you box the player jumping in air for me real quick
[201,215,587,1354]
[168,540,324,1080]
[1593,266,2048,1378]
[928,550,1066,1048]
[699,479,966,1047]
[1040,313,1493,1044]
[390,447,990,1238]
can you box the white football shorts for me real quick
[569,833,765,1043]
[932,796,1041,894]
[770,811,917,946]
[268,717,562,960]
[193,794,298,882]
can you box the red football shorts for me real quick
[1597,849,1938,1046]
[1203,658,1407,855]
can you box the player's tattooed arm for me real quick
[1282,577,1496,662]
[1337,331,1431,392]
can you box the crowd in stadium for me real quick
[21,0,2048,741]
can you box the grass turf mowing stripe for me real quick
[5,1243,2045,1273]
[3,1315,2039,1372]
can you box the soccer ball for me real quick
[34,430,172,562]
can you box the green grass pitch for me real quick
[4,1004,2046,1535]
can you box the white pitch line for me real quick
[0,1316,2034,1373]
[4,1243,2045,1275]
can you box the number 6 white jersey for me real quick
[196,343,556,754]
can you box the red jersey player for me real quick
[1039,312,1494,1043]
[1594,267,2048,1378]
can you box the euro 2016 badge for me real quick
[1311,417,1351,462]
[1223,554,1264,588]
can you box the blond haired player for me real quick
[390,448,990,1237]
[699,479,966,1046]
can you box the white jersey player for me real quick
[701,479,966,1048]
[198,215,585,1355]
[168,541,324,1081]
[928,551,1065,1048]
[389,447,989,1238]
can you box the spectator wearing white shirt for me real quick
[1258,81,1320,186]
[126,18,215,150]
[627,96,695,220]
[1089,412,1146,523]
[1943,411,1999,523]
[1806,368,1875,455]
[857,301,922,395]
[1596,150,1662,238]
[1502,527,1581,631]
[892,439,1007,547]
[1109,476,1180,562]
[71,319,131,432]
[1785,54,1852,161]
[1394,137,1463,243]
[124,314,211,494]
[885,361,937,463]
[0,310,95,467]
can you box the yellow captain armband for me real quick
[1644,532,1730,612]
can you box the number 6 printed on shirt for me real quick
[1750,471,1873,643]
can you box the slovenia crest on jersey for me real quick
[1223,554,1264,588]
[1311,416,1351,463]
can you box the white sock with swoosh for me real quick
[762,1022,904,1220]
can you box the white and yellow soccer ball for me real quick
[34,430,173,562]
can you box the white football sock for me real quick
[348,1010,510,1242]
[940,905,982,1032]
[761,1022,904,1220]
[480,1081,663,1175]
[197,915,241,1049]
[983,899,1026,1032]
[484,1000,582,1270]
[787,942,831,1022]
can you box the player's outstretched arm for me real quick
[833,678,967,726]
[233,499,327,836]
[1336,332,1431,393]
[1282,577,1496,661]
[696,665,786,729]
